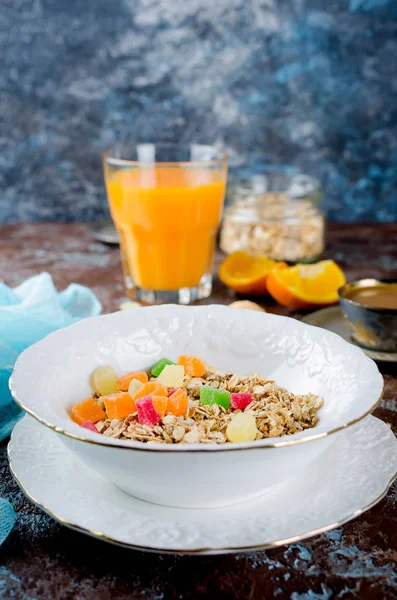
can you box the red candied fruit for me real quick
[136,396,161,426]
[81,420,98,433]
[230,392,254,410]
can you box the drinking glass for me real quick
[103,143,227,304]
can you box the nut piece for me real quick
[229,300,266,312]
[183,429,202,444]
[119,301,142,310]
[208,431,226,443]
[172,425,185,441]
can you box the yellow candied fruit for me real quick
[156,365,185,388]
[90,366,118,396]
[128,378,144,397]
[226,413,258,443]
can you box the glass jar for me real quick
[220,173,324,263]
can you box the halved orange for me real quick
[219,251,287,295]
[267,260,346,309]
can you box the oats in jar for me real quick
[220,175,324,263]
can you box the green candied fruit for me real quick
[200,385,231,409]
[151,357,175,377]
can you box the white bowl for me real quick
[10,305,383,508]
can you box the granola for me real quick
[87,364,323,445]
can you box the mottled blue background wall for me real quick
[1,0,397,222]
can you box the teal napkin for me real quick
[0,499,15,546]
[0,272,101,545]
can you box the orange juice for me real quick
[105,167,226,291]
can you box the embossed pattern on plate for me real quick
[10,305,383,450]
[8,415,397,554]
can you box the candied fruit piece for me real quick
[151,358,175,377]
[103,392,136,420]
[128,378,143,397]
[71,397,106,425]
[152,395,168,417]
[117,371,148,391]
[130,381,167,404]
[81,420,98,433]
[166,388,189,416]
[230,392,254,410]
[156,365,184,388]
[226,413,258,443]
[177,356,206,377]
[136,396,161,426]
[90,366,118,396]
[200,386,231,409]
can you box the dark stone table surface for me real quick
[0,222,396,599]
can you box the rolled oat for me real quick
[96,365,323,444]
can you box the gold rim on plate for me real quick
[7,438,396,555]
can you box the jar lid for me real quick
[226,173,323,223]
[234,173,321,196]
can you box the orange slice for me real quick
[267,260,346,309]
[219,251,287,295]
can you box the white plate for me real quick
[8,415,397,555]
[302,306,397,363]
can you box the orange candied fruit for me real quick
[177,355,206,377]
[152,395,168,418]
[167,388,189,417]
[103,392,136,420]
[130,381,167,404]
[117,370,148,391]
[71,397,106,425]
